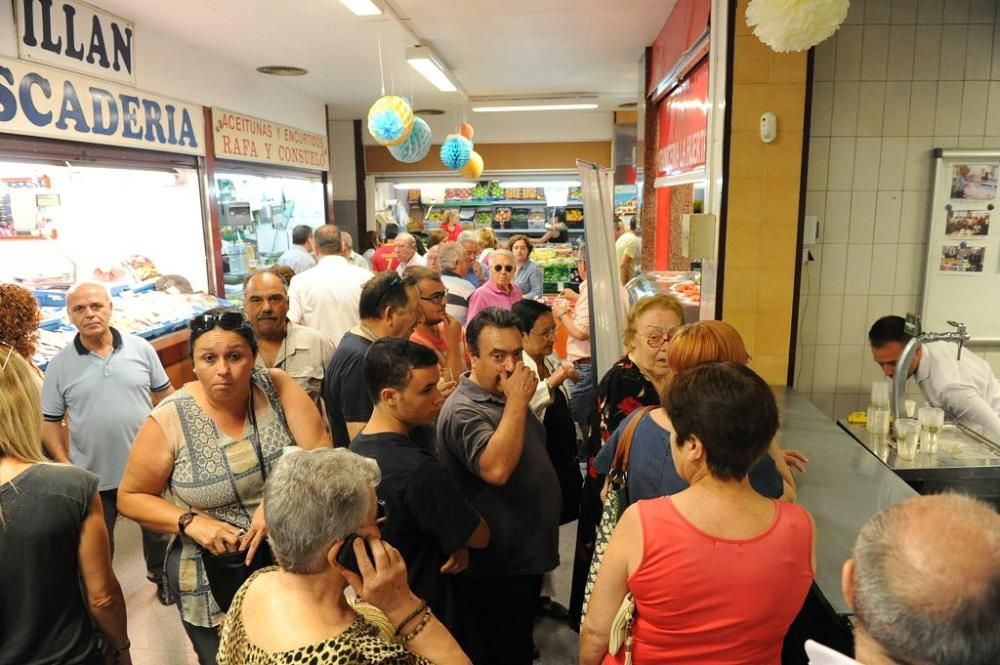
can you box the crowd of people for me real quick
[1,220,998,665]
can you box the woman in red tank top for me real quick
[580,362,816,665]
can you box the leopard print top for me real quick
[218,568,431,665]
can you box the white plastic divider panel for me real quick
[577,159,625,379]
[921,149,1000,344]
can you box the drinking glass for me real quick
[895,418,920,461]
[867,406,890,436]
[918,407,945,454]
[870,379,891,410]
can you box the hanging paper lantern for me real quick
[745,0,849,53]
[458,122,475,141]
[440,134,472,170]
[367,95,414,146]
[459,151,484,179]
[388,117,432,163]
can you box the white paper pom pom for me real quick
[746,0,850,53]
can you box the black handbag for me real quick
[201,388,275,612]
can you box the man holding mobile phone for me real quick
[436,308,561,665]
[351,338,490,660]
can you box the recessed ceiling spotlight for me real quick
[338,0,382,15]
[256,65,308,76]
[414,109,446,115]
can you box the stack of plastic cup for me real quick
[895,418,920,460]
[867,379,891,436]
[918,407,945,454]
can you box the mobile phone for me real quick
[335,534,375,576]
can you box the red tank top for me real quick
[603,497,814,665]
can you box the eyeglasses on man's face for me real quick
[420,289,448,305]
[493,264,514,273]
[531,325,557,340]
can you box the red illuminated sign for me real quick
[657,61,709,179]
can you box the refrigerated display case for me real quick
[625,270,702,323]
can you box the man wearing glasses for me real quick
[350,338,490,661]
[323,272,423,446]
[407,266,465,391]
[40,282,176,605]
[244,270,334,412]
[466,249,523,322]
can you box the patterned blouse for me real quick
[151,368,294,628]
[218,567,431,665]
[593,355,661,459]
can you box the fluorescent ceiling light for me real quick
[473,103,599,113]
[498,181,581,188]
[338,0,382,16]
[406,46,458,93]
[393,182,471,190]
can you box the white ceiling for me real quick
[91,0,676,118]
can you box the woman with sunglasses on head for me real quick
[1,347,132,665]
[465,249,523,323]
[594,320,795,505]
[117,307,331,665]
[217,448,471,665]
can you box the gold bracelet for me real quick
[400,606,433,644]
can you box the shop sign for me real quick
[15,0,135,86]
[212,108,328,171]
[656,62,709,180]
[0,56,203,155]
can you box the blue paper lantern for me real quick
[367,96,414,146]
[388,117,432,163]
[440,134,472,170]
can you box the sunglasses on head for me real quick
[493,264,514,273]
[0,343,14,374]
[190,311,252,335]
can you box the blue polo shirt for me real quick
[41,328,171,490]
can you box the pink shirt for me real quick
[466,280,523,322]
[603,497,814,665]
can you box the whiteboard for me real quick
[921,149,1000,344]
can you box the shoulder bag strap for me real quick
[611,406,656,477]
[246,388,268,482]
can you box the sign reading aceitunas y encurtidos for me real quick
[212,108,329,171]
[15,0,136,86]
[0,55,204,155]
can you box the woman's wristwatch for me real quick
[178,511,196,535]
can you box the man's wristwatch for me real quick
[178,511,196,536]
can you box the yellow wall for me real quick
[365,141,612,173]
[722,0,808,385]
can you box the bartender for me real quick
[868,315,1000,436]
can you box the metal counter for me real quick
[837,420,1000,483]
[772,388,917,616]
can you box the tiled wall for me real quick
[796,0,1000,419]
[723,0,808,386]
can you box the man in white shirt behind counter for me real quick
[868,315,1000,437]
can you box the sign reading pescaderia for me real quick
[212,108,328,171]
[0,56,203,155]
[15,0,135,86]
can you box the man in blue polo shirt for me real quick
[40,282,176,604]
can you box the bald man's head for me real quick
[845,494,1000,665]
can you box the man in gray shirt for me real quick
[437,307,561,665]
[40,282,176,604]
[277,224,317,274]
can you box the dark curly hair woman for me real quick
[0,282,44,387]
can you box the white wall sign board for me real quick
[15,0,135,85]
[212,108,329,171]
[0,55,203,155]
[922,149,1000,343]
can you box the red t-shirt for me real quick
[603,497,814,665]
[371,245,398,273]
[410,324,449,357]
[440,221,464,242]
